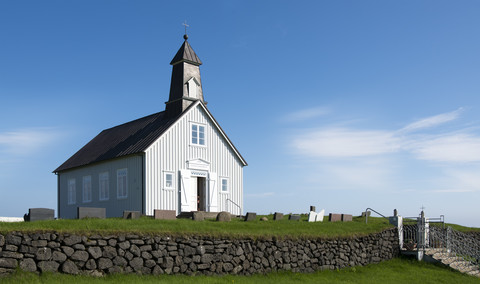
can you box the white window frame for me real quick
[191,122,206,147]
[163,171,175,190]
[220,177,229,193]
[99,172,109,201]
[82,175,92,203]
[117,168,128,199]
[68,179,76,205]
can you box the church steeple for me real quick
[165,33,205,117]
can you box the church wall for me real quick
[144,103,244,216]
[58,155,143,219]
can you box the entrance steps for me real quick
[424,248,480,277]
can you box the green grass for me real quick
[0,215,392,239]
[1,257,479,284]
[444,223,480,233]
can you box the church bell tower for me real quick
[165,33,205,117]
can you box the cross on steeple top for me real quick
[182,21,189,40]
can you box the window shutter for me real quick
[208,172,218,212]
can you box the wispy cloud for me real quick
[399,108,463,133]
[409,134,480,163]
[292,128,400,157]
[0,128,61,156]
[289,107,480,163]
[282,106,330,122]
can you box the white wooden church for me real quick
[54,34,247,219]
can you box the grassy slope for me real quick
[0,215,393,239]
[2,257,479,284]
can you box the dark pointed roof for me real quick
[54,101,247,173]
[170,40,202,66]
[54,109,183,173]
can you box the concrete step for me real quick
[466,269,480,277]
[432,252,454,260]
[441,257,463,265]
[450,261,475,270]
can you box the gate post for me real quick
[388,209,403,250]
[416,210,427,260]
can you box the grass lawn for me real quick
[0,215,394,239]
[1,257,479,284]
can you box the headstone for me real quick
[329,213,341,222]
[25,208,55,222]
[310,206,316,212]
[273,212,283,221]
[289,214,301,221]
[216,211,231,222]
[154,210,176,220]
[123,210,141,219]
[308,211,317,222]
[78,207,106,219]
[244,212,256,222]
[341,214,352,222]
[361,211,371,217]
[260,217,268,221]
[316,209,325,222]
[193,211,205,221]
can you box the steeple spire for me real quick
[165,32,205,117]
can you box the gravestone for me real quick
[123,211,141,219]
[289,214,301,221]
[244,212,256,222]
[361,211,371,217]
[193,211,205,221]
[216,211,231,222]
[78,207,106,219]
[25,208,55,222]
[329,213,341,222]
[273,212,283,221]
[308,211,317,222]
[316,209,325,222]
[154,210,176,220]
[341,214,353,222]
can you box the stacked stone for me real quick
[0,228,399,276]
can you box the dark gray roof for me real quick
[54,110,181,173]
[170,40,202,66]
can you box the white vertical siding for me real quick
[58,155,143,219]
[145,104,244,215]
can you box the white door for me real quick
[208,172,218,212]
[180,170,196,212]
[190,177,198,211]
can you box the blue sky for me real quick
[1,1,480,227]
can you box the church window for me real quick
[221,178,229,193]
[164,172,174,190]
[99,172,109,201]
[68,179,76,205]
[117,168,128,199]
[191,123,206,146]
[82,175,92,203]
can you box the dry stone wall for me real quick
[0,228,399,276]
